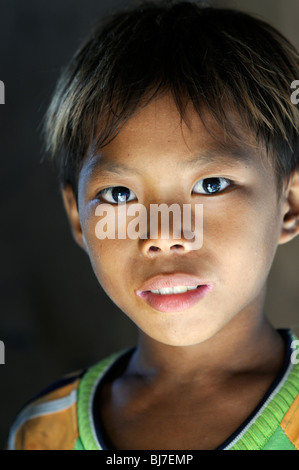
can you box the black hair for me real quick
[44,1,299,201]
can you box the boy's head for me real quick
[44,1,299,202]
[44,2,299,346]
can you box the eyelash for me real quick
[97,178,233,204]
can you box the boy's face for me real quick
[63,95,295,346]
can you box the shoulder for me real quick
[279,332,299,449]
[8,369,85,450]
[233,330,299,450]
[8,352,121,450]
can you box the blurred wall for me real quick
[0,0,298,448]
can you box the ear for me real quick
[61,184,87,252]
[279,170,299,245]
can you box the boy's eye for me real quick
[97,186,137,204]
[192,177,231,195]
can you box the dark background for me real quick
[0,0,298,449]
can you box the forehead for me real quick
[106,94,256,148]
[84,94,268,177]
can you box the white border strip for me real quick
[8,389,77,450]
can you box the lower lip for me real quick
[137,285,213,313]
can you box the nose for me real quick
[139,233,193,258]
[138,202,203,257]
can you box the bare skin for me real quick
[99,309,286,450]
[62,94,299,449]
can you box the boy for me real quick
[8,1,299,450]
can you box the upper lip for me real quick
[136,273,209,292]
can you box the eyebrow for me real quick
[85,158,143,180]
[185,146,252,168]
[86,146,253,179]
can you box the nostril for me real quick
[149,246,161,252]
[147,243,184,254]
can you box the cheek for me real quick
[204,194,281,286]
[81,210,135,301]
[78,200,145,311]
[78,204,118,282]
[86,235,128,284]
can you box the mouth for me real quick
[147,285,199,295]
[135,273,213,313]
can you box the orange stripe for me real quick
[281,394,299,449]
[32,375,82,404]
[13,378,81,450]
[17,403,78,450]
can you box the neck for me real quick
[127,308,285,386]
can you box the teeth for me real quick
[150,285,198,295]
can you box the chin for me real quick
[148,329,217,347]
